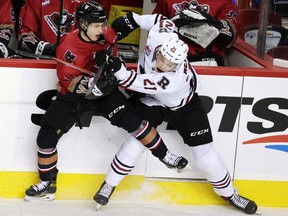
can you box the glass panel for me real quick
[238,0,288,60]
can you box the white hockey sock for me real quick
[105,135,147,187]
[190,143,234,197]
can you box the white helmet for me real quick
[160,37,188,64]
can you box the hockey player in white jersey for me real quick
[93,12,258,215]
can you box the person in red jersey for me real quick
[0,0,20,58]
[17,0,108,56]
[24,1,188,202]
[152,0,240,66]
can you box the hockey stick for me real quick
[85,34,120,99]
[56,0,64,46]
[85,61,106,99]
[14,49,96,76]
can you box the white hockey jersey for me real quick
[115,13,199,111]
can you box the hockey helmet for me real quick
[160,36,188,64]
[76,1,106,24]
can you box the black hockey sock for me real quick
[143,133,168,160]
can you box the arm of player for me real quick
[0,27,21,58]
[214,2,239,48]
[112,12,166,40]
[18,34,56,56]
[114,66,178,95]
[18,1,57,56]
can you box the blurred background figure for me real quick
[0,0,22,58]
[152,0,240,66]
[17,0,108,57]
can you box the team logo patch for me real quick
[64,50,76,63]
[173,0,209,14]
[44,10,75,36]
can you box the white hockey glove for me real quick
[172,9,220,48]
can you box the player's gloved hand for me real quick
[87,73,119,99]
[95,52,124,72]
[42,43,57,56]
[111,12,140,40]
[105,56,124,73]
[94,49,110,67]
[0,42,10,58]
[74,75,90,96]
[0,42,21,58]
[214,19,236,48]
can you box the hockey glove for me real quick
[172,9,221,48]
[41,43,57,56]
[0,42,22,58]
[105,56,124,73]
[0,28,20,58]
[0,28,13,46]
[19,34,57,57]
[111,12,140,41]
[214,20,236,48]
[87,73,119,99]
[94,51,124,73]
[73,75,90,96]
[94,49,110,67]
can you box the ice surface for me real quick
[0,199,287,216]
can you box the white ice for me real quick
[0,199,287,216]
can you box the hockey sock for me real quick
[190,143,234,197]
[133,120,168,160]
[37,147,58,181]
[106,135,146,186]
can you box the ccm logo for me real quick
[190,128,209,137]
[109,105,125,118]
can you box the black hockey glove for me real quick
[73,75,90,96]
[94,49,111,67]
[111,12,140,41]
[105,56,124,73]
[19,34,57,57]
[41,43,57,56]
[0,28,20,58]
[0,42,21,58]
[86,72,119,99]
[95,54,124,74]
[214,20,236,48]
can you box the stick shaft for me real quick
[56,0,64,46]
[14,50,95,76]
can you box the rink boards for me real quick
[0,59,287,207]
